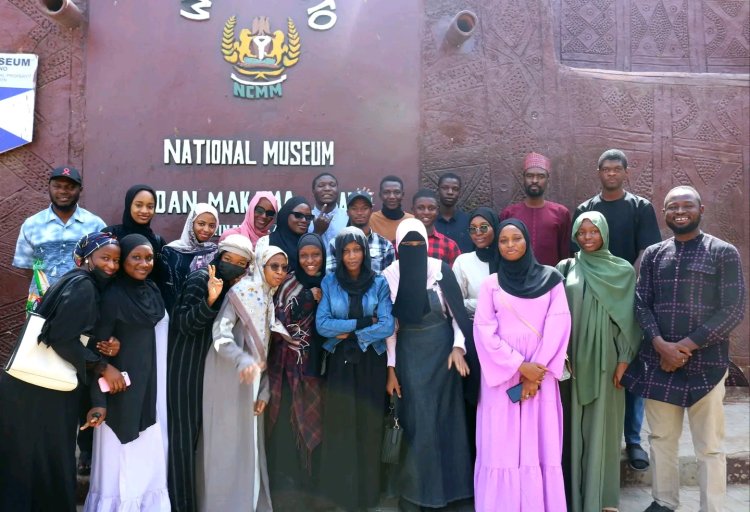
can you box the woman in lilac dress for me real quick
[473,219,571,511]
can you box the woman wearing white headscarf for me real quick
[382,218,475,510]
[196,243,289,512]
[158,203,220,313]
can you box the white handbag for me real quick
[5,283,89,391]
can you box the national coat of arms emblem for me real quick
[221,16,301,99]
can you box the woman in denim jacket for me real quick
[315,226,394,512]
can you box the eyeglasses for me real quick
[254,206,276,218]
[291,212,315,222]
[468,224,491,234]
[265,263,289,273]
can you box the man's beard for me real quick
[667,216,701,235]
[525,186,544,198]
[51,199,78,212]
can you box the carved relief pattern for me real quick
[422,0,748,367]
[560,0,750,72]
[704,0,750,63]
[560,0,616,60]
[631,0,689,58]
[0,0,87,363]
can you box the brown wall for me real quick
[1,0,749,370]
[419,0,749,369]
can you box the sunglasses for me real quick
[468,224,492,234]
[291,212,315,222]
[265,263,289,273]
[254,206,276,218]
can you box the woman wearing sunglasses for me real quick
[254,196,314,275]
[198,244,289,512]
[315,227,394,512]
[452,207,501,318]
[219,191,278,245]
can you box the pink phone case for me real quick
[98,371,131,393]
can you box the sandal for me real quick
[77,451,91,476]
[626,443,649,471]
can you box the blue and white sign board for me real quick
[0,53,38,154]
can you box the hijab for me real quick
[392,218,430,324]
[569,212,641,404]
[470,207,500,270]
[220,191,278,244]
[225,244,287,366]
[116,234,165,325]
[295,233,326,289]
[334,226,375,296]
[166,203,220,272]
[269,196,309,273]
[73,231,119,267]
[496,218,563,299]
[106,185,163,252]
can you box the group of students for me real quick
[0,148,745,512]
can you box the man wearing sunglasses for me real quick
[309,172,349,247]
[326,192,395,274]
[500,152,572,266]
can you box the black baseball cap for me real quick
[347,191,373,207]
[49,166,82,185]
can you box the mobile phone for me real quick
[98,371,131,393]
[506,382,523,403]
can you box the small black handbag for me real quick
[381,395,403,464]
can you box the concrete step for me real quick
[621,393,750,487]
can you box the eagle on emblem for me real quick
[221,16,301,80]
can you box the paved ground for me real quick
[620,485,750,511]
[77,391,750,511]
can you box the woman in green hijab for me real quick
[557,211,641,512]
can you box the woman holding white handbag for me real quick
[0,232,127,512]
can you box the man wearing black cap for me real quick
[12,166,106,475]
[13,166,105,306]
[326,191,395,274]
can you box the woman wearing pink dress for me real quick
[473,219,571,511]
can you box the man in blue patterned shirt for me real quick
[326,192,395,274]
[622,185,746,512]
[13,166,106,309]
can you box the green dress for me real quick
[557,211,641,512]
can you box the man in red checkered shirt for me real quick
[411,189,461,265]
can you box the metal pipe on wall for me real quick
[37,0,84,29]
[445,11,478,47]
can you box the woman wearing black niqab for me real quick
[382,218,474,510]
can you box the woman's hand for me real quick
[96,336,120,358]
[101,364,127,394]
[520,378,539,402]
[447,347,470,377]
[206,265,224,307]
[613,362,629,389]
[239,364,260,385]
[519,362,548,383]
[386,367,401,398]
[310,287,322,303]
[335,333,350,339]
[254,400,267,416]
[80,407,107,430]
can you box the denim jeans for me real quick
[624,388,645,445]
